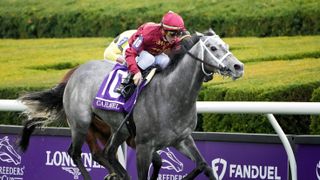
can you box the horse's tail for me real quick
[19,66,78,152]
[19,82,66,151]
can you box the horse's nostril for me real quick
[234,64,243,71]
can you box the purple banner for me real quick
[296,144,320,180]
[127,141,287,180]
[8,130,320,180]
[0,134,108,180]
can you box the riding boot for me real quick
[115,73,135,99]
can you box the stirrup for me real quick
[114,84,124,94]
[120,83,135,99]
[114,73,133,94]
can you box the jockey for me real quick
[104,29,137,63]
[125,11,187,85]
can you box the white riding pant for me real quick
[136,51,170,70]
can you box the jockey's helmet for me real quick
[161,11,185,31]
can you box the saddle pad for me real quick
[92,63,155,113]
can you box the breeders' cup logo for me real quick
[159,148,183,172]
[212,158,227,180]
[316,160,320,180]
[62,167,83,180]
[0,136,21,165]
[0,136,25,180]
[148,148,186,179]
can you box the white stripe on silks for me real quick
[162,24,180,30]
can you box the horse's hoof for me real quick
[204,166,215,180]
[104,173,120,180]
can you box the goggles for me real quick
[165,30,181,37]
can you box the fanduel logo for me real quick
[316,160,320,180]
[45,151,103,180]
[212,158,227,180]
[0,136,25,180]
[212,158,281,180]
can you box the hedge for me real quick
[0,0,319,38]
[200,82,320,134]
[310,87,320,134]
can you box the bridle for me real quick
[187,35,232,76]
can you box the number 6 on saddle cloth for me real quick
[92,63,156,113]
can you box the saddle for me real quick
[93,63,156,112]
[92,63,157,136]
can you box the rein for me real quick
[186,51,216,74]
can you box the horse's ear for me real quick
[195,31,204,37]
[208,28,216,35]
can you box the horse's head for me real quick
[0,136,21,165]
[188,29,244,80]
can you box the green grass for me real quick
[0,35,319,90]
[210,58,320,90]
[0,36,319,133]
[224,36,320,63]
[208,35,320,90]
[0,38,112,88]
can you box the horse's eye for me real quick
[210,46,217,51]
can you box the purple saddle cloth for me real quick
[92,63,145,113]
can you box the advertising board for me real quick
[127,141,287,180]
[0,134,108,180]
[1,126,320,180]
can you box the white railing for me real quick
[199,101,320,180]
[1,99,320,180]
[197,101,320,114]
[0,99,26,111]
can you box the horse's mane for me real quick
[164,29,217,75]
[161,33,200,75]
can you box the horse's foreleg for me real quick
[175,135,215,180]
[136,144,154,180]
[150,151,162,180]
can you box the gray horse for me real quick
[19,29,244,180]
